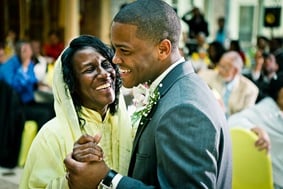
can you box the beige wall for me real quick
[101,0,111,44]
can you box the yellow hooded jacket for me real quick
[19,55,133,189]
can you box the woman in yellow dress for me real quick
[20,35,132,189]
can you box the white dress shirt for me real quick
[228,97,283,187]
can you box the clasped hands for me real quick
[64,133,110,189]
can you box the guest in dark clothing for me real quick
[229,40,247,66]
[269,37,283,73]
[182,7,209,39]
[256,35,269,53]
[245,52,279,102]
[0,80,25,168]
[182,7,209,56]
[207,41,226,69]
[0,40,54,129]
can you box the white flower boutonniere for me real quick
[131,83,160,125]
[132,83,150,112]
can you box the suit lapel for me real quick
[132,97,159,150]
[128,88,159,175]
[128,61,194,175]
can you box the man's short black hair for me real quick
[112,0,181,50]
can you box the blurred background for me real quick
[0,0,282,47]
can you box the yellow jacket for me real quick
[20,55,133,189]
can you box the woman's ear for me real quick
[158,39,171,60]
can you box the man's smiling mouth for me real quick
[119,68,131,73]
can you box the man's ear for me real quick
[158,39,171,60]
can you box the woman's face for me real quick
[20,43,33,62]
[72,47,116,114]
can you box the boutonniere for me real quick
[132,83,150,112]
[131,83,160,125]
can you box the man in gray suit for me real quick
[64,0,232,188]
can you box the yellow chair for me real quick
[18,120,38,167]
[230,127,274,189]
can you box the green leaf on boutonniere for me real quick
[131,87,160,125]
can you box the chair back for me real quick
[230,127,274,189]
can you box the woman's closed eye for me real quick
[83,65,96,74]
[102,60,113,69]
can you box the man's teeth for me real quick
[120,69,130,73]
[96,83,111,90]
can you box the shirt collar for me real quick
[149,57,185,93]
[263,73,277,83]
[225,75,239,91]
[79,106,111,123]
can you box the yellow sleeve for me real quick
[117,93,133,175]
[19,119,72,189]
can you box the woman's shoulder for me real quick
[37,117,66,138]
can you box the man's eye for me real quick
[121,49,131,55]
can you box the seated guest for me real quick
[269,37,283,73]
[4,29,17,59]
[228,72,283,189]
[19,35,132,188]
[199,51,259,117]
[0,40,54,129]
[31,39,52,90]
[228,40,247,66]
[207,41,226,70]
[190,32,210,73]
[43,30,65,62]
[31,39,54,103]
[245,52,279,102]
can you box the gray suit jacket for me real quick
[118,62,232,189]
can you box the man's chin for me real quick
[219,76,230,83]
[122,81,134,89]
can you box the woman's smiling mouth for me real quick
[96,82,111,90]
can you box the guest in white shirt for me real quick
[228,72,283,189]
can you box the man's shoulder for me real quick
[239,75,259,92]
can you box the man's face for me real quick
[111,22,160,88]
[218,55,237,82]
[31,41,41,56]
[263,55,278,74]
